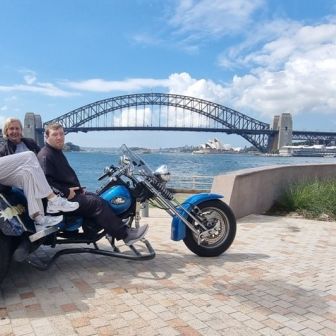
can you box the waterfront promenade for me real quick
[0,209,335,336]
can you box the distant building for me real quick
[193,138,241,154]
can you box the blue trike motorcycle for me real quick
[0,145,236,283]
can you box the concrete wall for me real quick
[211,163,336,219]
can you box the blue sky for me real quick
[1,0,336,148]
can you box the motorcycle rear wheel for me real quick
[183,200,236,257]
[0,233,12,283]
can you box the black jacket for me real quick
[0,137,40,193]
[37,143,81,198]
[0,138,40,157]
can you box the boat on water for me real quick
[279,145,336,157]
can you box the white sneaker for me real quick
[35,215,63,229]
[47,196,79,214]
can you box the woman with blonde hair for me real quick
[1,117,40,156]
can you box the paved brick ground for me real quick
[0,210,335,336]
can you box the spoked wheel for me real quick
[183,200,236,257]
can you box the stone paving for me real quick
[0,210,335,336]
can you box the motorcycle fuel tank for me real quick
[100,185,132,214]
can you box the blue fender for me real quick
[171,193,223,241]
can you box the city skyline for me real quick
[1,0,336,148]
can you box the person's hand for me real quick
[68,187,80,199]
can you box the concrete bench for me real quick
[211,163,336,219]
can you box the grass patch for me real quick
[270,179,336,220]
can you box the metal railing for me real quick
[167,175,213,193]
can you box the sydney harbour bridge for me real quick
[20,93,336,153]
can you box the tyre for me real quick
[183,200,236,257]
[0,232,12,284]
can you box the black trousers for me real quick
[71,191,127,239]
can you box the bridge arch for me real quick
[44,93,272,152]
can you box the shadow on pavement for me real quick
[0,245,270,313]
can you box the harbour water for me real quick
[65,150,336,192]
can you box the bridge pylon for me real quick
[24,113,44,147]
[270,113,293,151]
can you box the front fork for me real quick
[133,197,205,240]
[169,203,213,244]
[141,180,208,235]
[140,179,224,243]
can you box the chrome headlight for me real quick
[120,155,130,165]
[154,165,171,182]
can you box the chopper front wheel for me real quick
[183,200,236,257]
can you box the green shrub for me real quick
[272,179,336,220]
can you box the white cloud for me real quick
[64,78,170,92]
[64,73,233,128]
[58,19,336,119]
[0,71,77,97]
[167,72,230,103]
[132,0,265,52]
[63,73,232,106]
[241,23,336,70]
[116,107,152,127]
[128,2,336,120]
[218,19,300,69]
[0,82,77,97]
[132,33,161,46]
[222,21,336,117]
[169,0,264,39]
[3,19,334,121]
[0,69,78,97]
[22,70,37,85]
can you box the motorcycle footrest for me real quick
[25,239,156,271]
[25,257,49,271]
[29,225,59,242]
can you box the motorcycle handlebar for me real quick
[98,172,109,181]
[97,165,117,181]
[97,163,130,181]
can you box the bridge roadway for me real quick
[36,126,336,137]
